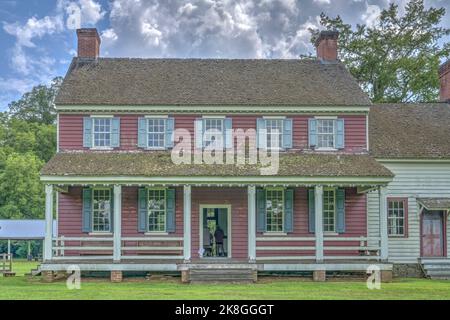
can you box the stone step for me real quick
[188,268,257,283]
[426,270,450,277]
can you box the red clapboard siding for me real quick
[256,187,367,257]
[191,187,248,259]
[59,114,367,152]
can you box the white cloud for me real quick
[313,0,331,4]
[63,0,105,29]
[361,4,381,27]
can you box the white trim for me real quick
[44,185,53,262]
[202,115,226,119]
[379,186,389,261]
[56,113,60,152]
[315,147,338,152]
[90,115,114,118]
[88,232,113,236]
[41,263,179,272]
[144,232,169,236]
[40,175,393,185]
[257,246,315,251]
[199,204,232,259]
[262,263,391,271]
[183,185,191,261]
[377,158,450,163]
[247,186,256,261]
[121,236,182,241]
[113,185,122,262]
[366,113,369,151]
[256,237,315,241]
[262,116,286,119]
[262,232,287,236]
[56,105,371,114]
[314,116,338,119]
[144,115,168,118]
[314,186,324,262]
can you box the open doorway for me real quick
[199,205,231,258]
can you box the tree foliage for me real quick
[0,78,60,221]
[311,0,450,102]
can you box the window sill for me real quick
[315,148,338,152]
[323,232,339,236]
[144,232,169,236]
[88,232,113,236]
[262,232,287,236]
[90,147,114,151]
[144,147,167,151]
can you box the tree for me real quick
[311,0,450,102]
[7,77,62,125]
[0,153,44,219]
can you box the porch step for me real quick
[421,259,450,280]
[26,265,42,277]
[188,267,257,283]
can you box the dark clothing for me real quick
[214,229,225,243]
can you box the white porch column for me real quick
[379,186,389,261]
[7,239,11,256]
[44,184,53,262]
[183,185,192,262]
[113,185,122,262]
[314,185,324,262]
[247,185,256,262]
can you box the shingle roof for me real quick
[369,103,450,159]
[417,198,450,210]
[55,58,371,106]
[41,152,393,178]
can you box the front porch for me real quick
[40,174,393,282]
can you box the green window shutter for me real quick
[336,188,346,233]
[165,118,175,149]
[284,188,294,233]
[138,187,148,232]
[282,118,293,149]
[83,117,93,148]
[308,119,317,148]
[256,118,266,149]
[138,118,147,148]
[110,188,114,232]
[111,117,120,148]
[256,188,266,232]
[166,188,176,233]
[335,119,345,149]
[308,189,315,233]
[195,118,203,149]
[224,118,233,149]
[82,188,92,233]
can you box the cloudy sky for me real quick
[1,0,449,110]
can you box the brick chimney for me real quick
[315,30,339,62]
[77,28,101,59]
[439,60,450,103]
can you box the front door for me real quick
[421,210,445,257]
[200,206,230,258]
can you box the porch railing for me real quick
[255,236,381,261]
[51,236,184,260]
[52,236,114,260]
[121,237,183,260]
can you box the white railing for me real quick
[255,236,316,261]
[121,236,184,260]
[255,236,381,261]
[52,236,114,260]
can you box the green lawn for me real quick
[1,260,450,300]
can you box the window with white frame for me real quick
[93,118,112,148]
[204,118,224,148]
[265,119,283,149]
[147,118,166,148]
[323,189,336,232]
[92,189,111,232]
[317,119,335,149]
[266,188,284,232]
[148,188,166,232]
[388,199,406,236]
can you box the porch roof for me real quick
[417,198,450,211]
[41,152,393,184]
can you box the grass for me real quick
[1,260,450,300]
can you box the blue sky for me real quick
[1,0,449,110]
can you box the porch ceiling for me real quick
[41,151,393,186]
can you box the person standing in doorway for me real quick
[214,226,225,257]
